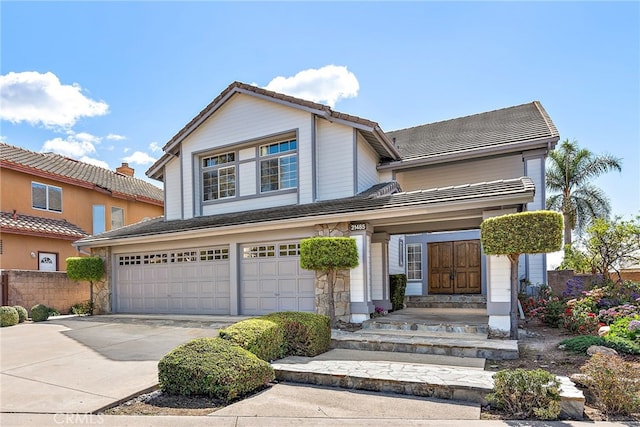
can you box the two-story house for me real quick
[0,144,164,271]
[74,82,558,334]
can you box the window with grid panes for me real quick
[202,152,236,201]
[259,139,297,192]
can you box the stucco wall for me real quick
[2,269,91,314]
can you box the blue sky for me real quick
[1,1,638,220]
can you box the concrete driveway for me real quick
[0,315,242,413]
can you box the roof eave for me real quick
[378,136,559,171]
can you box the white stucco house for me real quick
[74,81,559,333]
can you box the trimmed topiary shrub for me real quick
[158,337,274,401]
[219,318,286,361]
[581,353,640,416]
[66,256,104,315]
[262,311,331,356]
[13,305,28,323]
[1,306,19,327]
[390,274,407,311]
[30,304,50,322]
[487,368,561,420]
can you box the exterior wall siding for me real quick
[316,119,354,200]
[356,133,380,193]
[164,158,182,220]
[396,154,523,191]
[177,94,312,217]
[388,235,405,275]
[525,155,547,285]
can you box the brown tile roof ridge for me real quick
[0,143,163,203]
[0,210,89,239]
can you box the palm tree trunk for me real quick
[563,213,572,246]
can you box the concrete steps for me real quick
[406,294,487,309]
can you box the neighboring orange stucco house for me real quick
[0,143,164,271]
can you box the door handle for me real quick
[449,271,455,281]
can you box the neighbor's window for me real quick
[407,243,422,280]
[111,207,125,229]
[259,139,297,192]
[202,152,236,201]
[93,205,106,234]
[32,182,62,212]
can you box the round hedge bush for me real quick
[13,305,28,323]
[30,304,50,322]
[1,306,19,327]
[158,337,274,402]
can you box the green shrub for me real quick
[581,353,640,417]
[158,337,274,401]
[480,211,563,255]
[30,304,50,322]
[70,301,93,315]
[607,315,640,341]
[560,335,606,354]
[219,318,286,361]
[487,369,561,420]
[13,305,28,323]
[1,306,19,327]
[262,311,331,356]
[603,335,640,355]
[390,274,407,312]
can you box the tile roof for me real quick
[386,101,559,162]
[1,143,164,204]
[76,177,534,245]
[1,210,89,240]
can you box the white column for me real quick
[349,226,373,323]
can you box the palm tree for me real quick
[546,139,622,245]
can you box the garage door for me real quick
[241,241,315,315]
[115,246,230,314]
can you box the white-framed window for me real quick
[202,152,236,201]
[407,243,422,280]
[259,139,297,193]
[111,207,124,229]
[243,245,276,258]
[32,182,62,212]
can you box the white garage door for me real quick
[115,247,230,314]
[241,241,315,315]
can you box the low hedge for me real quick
[13,305,28,323]
[262,311,331,356]
[30,304,50,322]
[158,337,274,401]
[218,318,286,362]
[1,306,19,327]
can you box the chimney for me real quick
[116,162,135,177]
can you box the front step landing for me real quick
[332,329,519,360]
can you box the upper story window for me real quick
[111,207,125,229]
[32,182,62,212]
[93,205,106,234]
[202,152,236,201]
[259,139,297,193]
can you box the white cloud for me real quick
[79,156,110,170]
[0,71,109,128]
[263,65,359,108]
[148,141,162,153]
[123,151,156,166]
[41,131,100,158]
[106,133,126,141]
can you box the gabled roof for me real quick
[1,210,88,240]
[383,101,559,168]
[75,177,534,246]
[146,81,401,180]
[1,143,164,204]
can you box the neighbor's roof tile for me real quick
[0,211,89,239]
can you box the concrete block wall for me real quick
[2,270,90,315]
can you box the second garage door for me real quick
[241,241,315,315]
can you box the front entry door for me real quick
[428,240,481,294]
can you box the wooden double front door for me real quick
[428,240,481,294]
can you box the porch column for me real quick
[349,223,374,323]
[371,232,391,311]
[483,208,518,337]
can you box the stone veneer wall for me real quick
[2,269,90,314]
[313,222,352,324]
[89,247,111,314]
